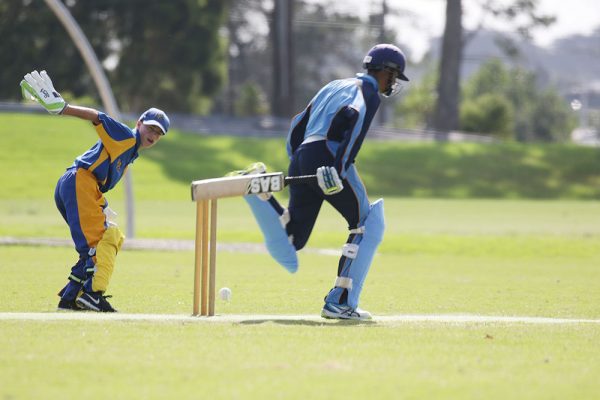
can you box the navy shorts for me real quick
[286,141,370,249]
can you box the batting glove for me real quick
[20,70,67,115]
[316,166,344,195]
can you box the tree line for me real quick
[1,0,227,113]
[0,0,577,141]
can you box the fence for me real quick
[1,101,495,142]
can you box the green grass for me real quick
[1,239,599,399]
[1,201,600,399]
[1,112,600,398]
[2,113,600,200]
[1,319,597,400]
[1,321,598,400]
[2,196,600,242]
[2,241,600,316]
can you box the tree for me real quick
[0,0,227,114]
[432,0,463,133]
[223,1,412,118]
[106,0,227,113]
[394,68,437,129]
[271,0,294,117]
[0,0,112,102]
[234,82,270,116]
[460,94,513,138]
[461,58,575,141]
[529,89,576,142]
[292,2,366,111]
[431,0,556,133]
[220,0,272,115]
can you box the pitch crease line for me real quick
[0,312,599,324]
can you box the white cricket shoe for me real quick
[321,302,373,320]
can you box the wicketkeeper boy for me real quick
[232,44,409,320]
[20,70,170,312]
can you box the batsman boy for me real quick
[234,44,409,320]
[20,70,170,312]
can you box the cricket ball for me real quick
[219,287,232,301]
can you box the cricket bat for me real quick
[191,172,315,201]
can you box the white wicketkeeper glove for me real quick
[316,166,344,195]
[20,70,67,115]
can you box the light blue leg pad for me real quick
[245,195,298,273]
[326,198,385,308]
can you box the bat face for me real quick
[246,174,283,195]
[191,172,285,201]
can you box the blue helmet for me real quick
[363,44,409,82]
[363,44,409,96]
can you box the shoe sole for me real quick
[57,300,86,312]
[56,306,86,312]
[320,309,372,321]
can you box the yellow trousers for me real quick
[92,225,125,292]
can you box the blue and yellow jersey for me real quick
[71,112,140,193]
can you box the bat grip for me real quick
[284,174,317,186]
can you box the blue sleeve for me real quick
[332,83,380,178]
[98,112,135,141]
[286,105,312,158]
[331,89,366,179]
[330,106,360,174]
[95,112,137,158]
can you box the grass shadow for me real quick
[144,130,600,200]
[144,131,290,183]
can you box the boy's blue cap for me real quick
[140,107,170,135]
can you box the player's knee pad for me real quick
[82,248,97,293]
[245,195,298,273]
[91,226,125,293]
[325,198,385,308]
[69,257,87,284]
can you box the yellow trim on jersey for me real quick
[95,123,136,159]
[88,148,109,174]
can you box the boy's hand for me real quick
[20,70,67,115]
[316,166,344,195]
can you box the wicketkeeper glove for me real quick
[20,70,67,115]
[316,166,344,195]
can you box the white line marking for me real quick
[0,237,340,256]
[0,312,598,324]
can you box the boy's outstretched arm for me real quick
[61,105,100,125]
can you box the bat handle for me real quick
[284,174,316,186]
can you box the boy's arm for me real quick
[61,105,101,125]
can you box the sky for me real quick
[319,0,600,61]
